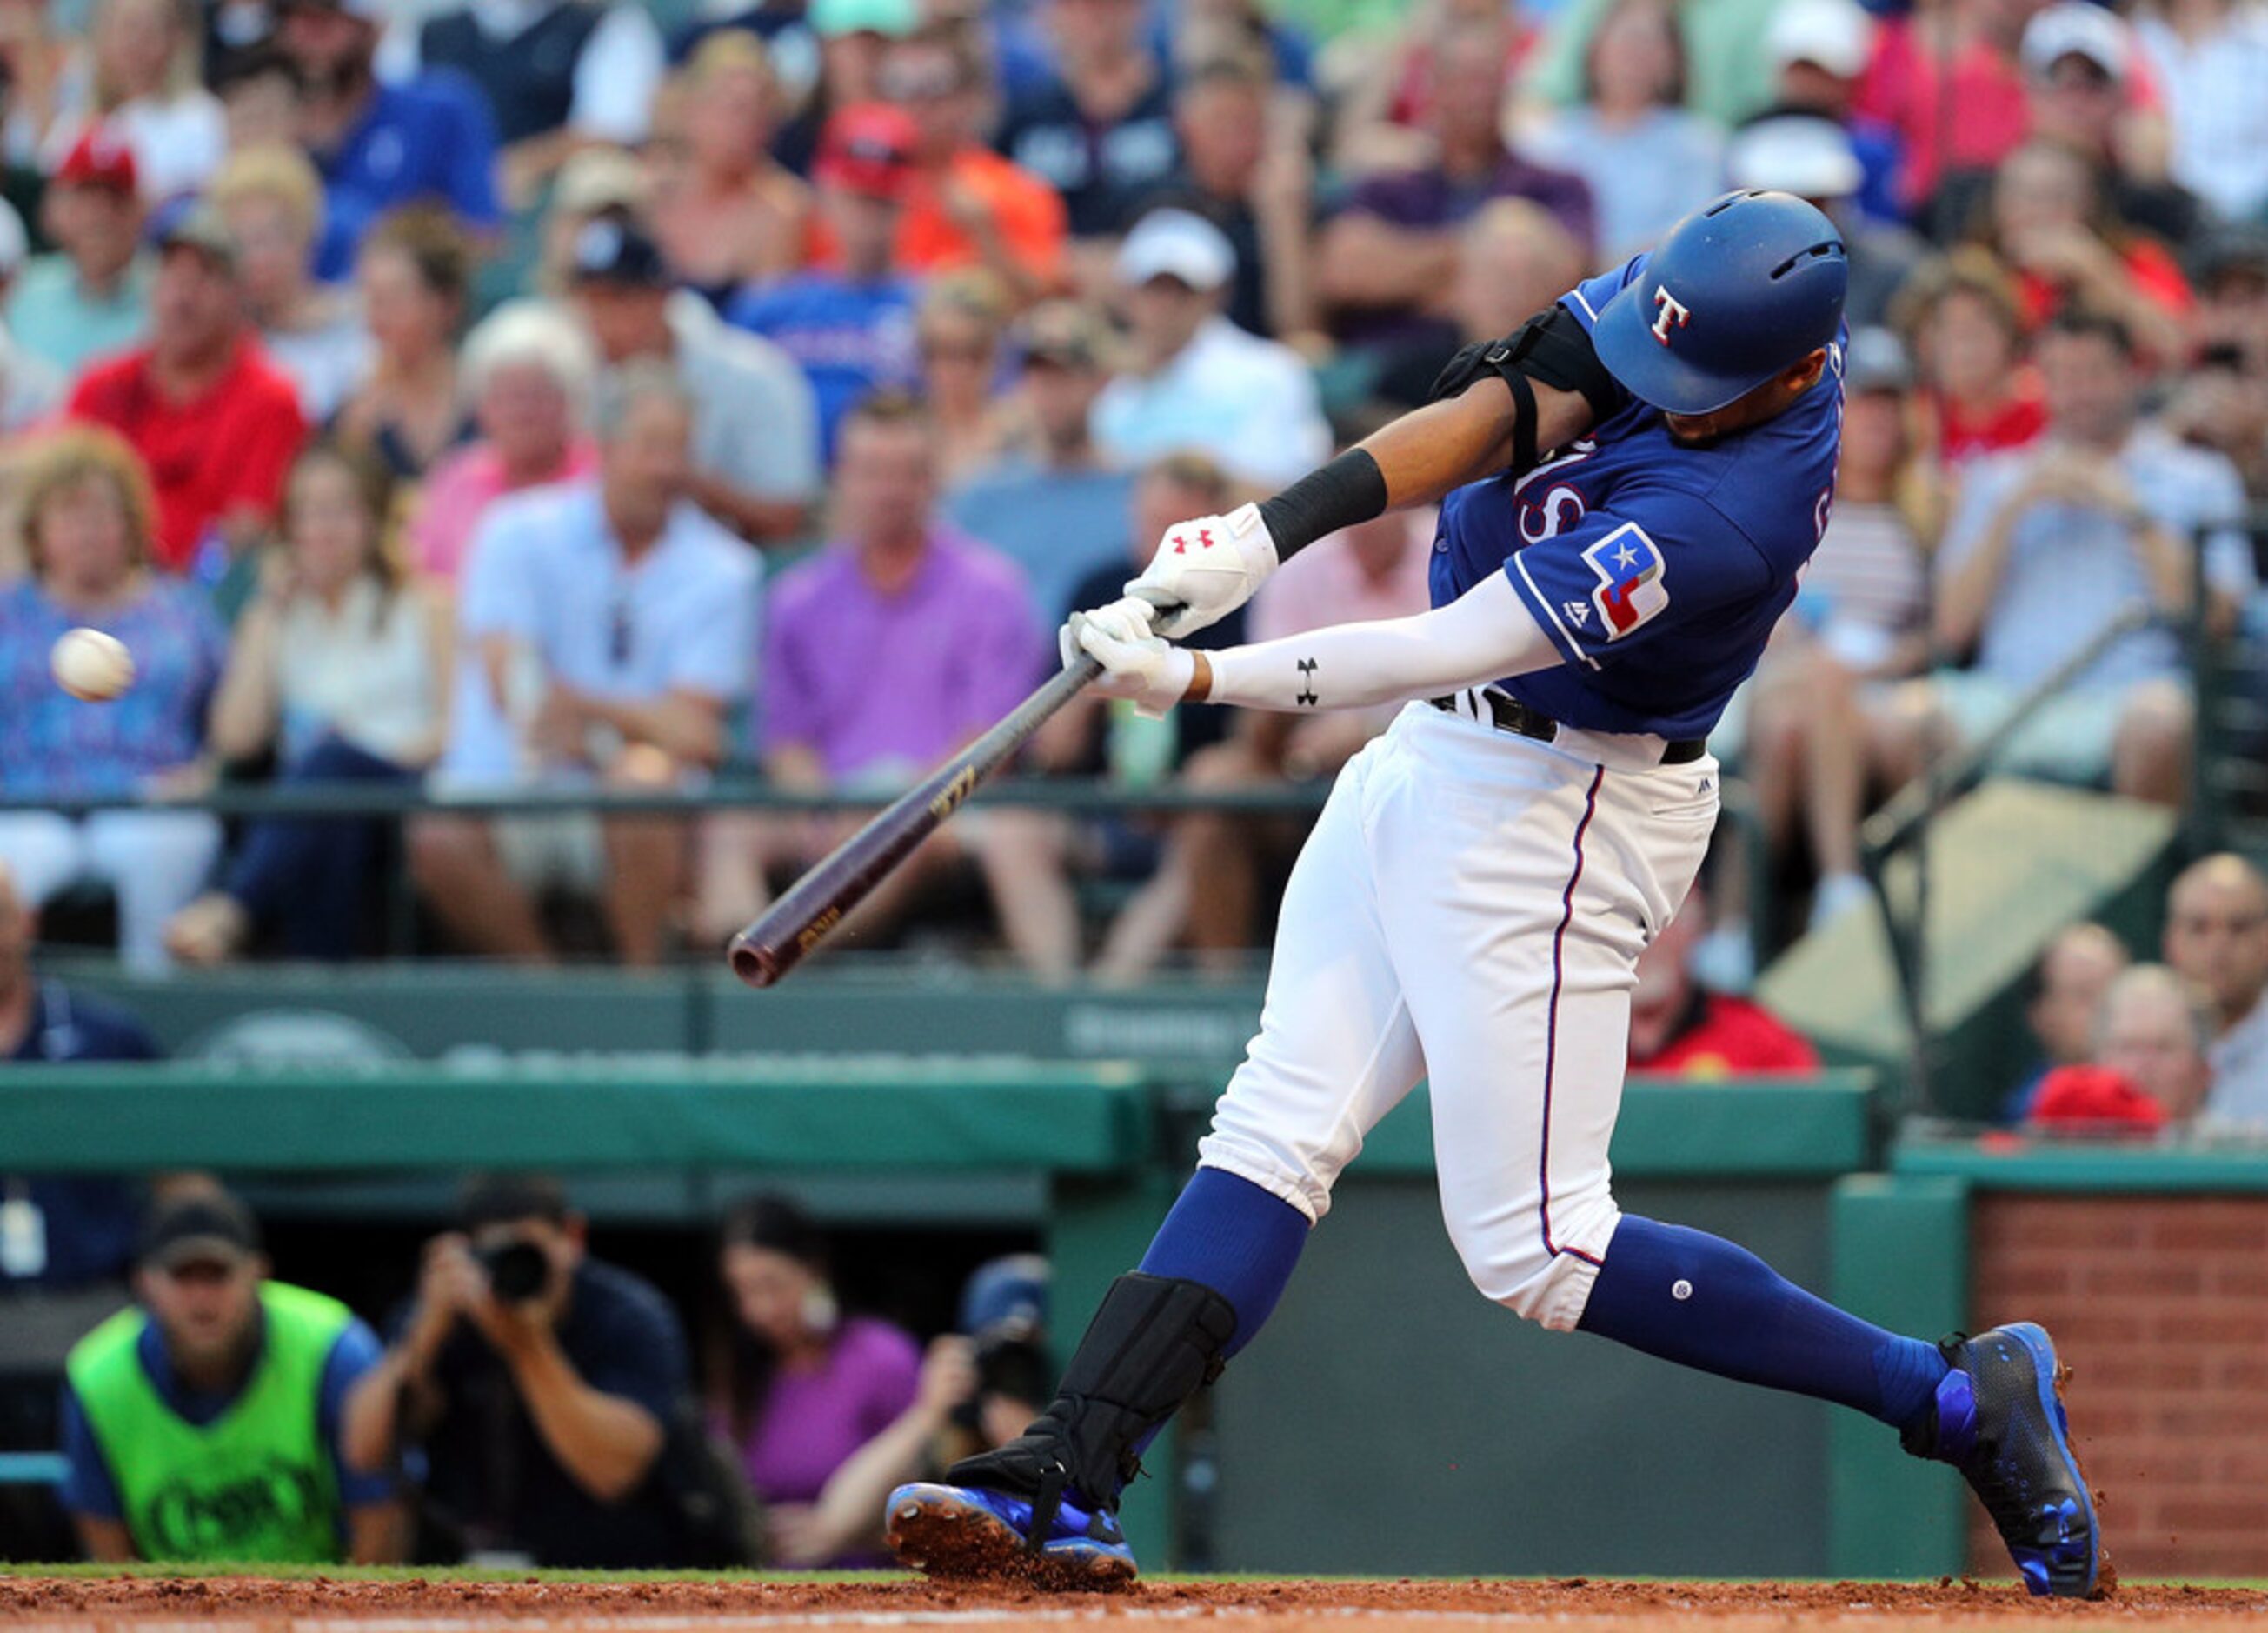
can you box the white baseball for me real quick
[51,628,136,703]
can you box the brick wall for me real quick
[1966,1196,2268,1580]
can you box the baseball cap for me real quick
[958,1253,1049,1338]
[157,203,240,271]
[137,1191,263,1272]
[1116,207,1235,292]
[809,0,917,39]
[569,214,671,288]
[2020,2,2130,83]
[554,146,644,218]
[1019,299,1110,370]
[1766,0,1872,78]
[815,103,920,201]
[55,127,138,195]
[1844,326,1913,394]
[1724,115,1863,203]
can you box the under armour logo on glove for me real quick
[1170,526,1220,557]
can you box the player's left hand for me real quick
[1063,598,1197,719]
[1124,503,1279,636]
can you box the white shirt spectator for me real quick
[1094,316,1330,489]
[1935,424,2253,692]
[39,83,226,206]
[1805,499,1928,675]
[438,482,760,787]
[1521,107,1725,263]
[2205,990,2268,1129]
[382,0,665,143]
[263,311,375,423]
[2134,9,2268,223]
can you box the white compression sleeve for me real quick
[1203,573,1562,713]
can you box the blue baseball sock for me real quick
[1578,1216,1947,1431]
[1138,1165,1310,1359]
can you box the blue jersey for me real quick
[1430,255,1846,741]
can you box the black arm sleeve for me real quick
[1256,447,1390,563]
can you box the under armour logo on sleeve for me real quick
[1295,657,1319,707]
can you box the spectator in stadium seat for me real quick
[569,214,820,544]
[413,369,755,966]
[915,270,1015,489]
[728,104,922,465]
[996,0,1180,241]
[61,1188,396,1563]
[409,302,600,586]
[344,1175,705,1568]
[1314,23,1592,350]
[1964,138,2191,365]
[8,130,152,378]
[213,46,300,150]
[65,206,308,578]
[1365,196,1588,412]
[210,145,370,422]
[1520,0,1787,130]
[2011,4,2193,250]
[876,23,1066,300]
[164,444,449,965]
[2167,231,2268,504]
[36,0,226,206]
[1092,207,1328,488]
[0,860,161,1296]
[1919,310,2251,807]
[333,208,473,483]
[1121,50,1314,343]
[705,391,1075,974]
[0,430,224,971]
[1741,0,1899,229]
[408,0,664,206]
[1852,0,2038,220]
[1628,883,1822,1077]
[711,1195,920,1567]
[278,0,501,283]
[2163,853,2268,1128]
[1521,0,1722,265]
[1722,114,1926,332]
[1894,250,2046,469]
[945,297,1137,630]
[2030,963,2215,1132]
[2001,921,2132,1122]
[648,31,815,305]
[2135,0,2268,230]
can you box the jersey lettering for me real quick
[1582,523,1670,638]
[1519,484,1587,546]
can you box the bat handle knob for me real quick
[727,934,778,988]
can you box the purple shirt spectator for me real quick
[1346,151,1596,250]
[0,577,223,798]
[732,1316,921,1508]
[762,528,1048,785]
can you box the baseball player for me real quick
[885,194,2101,1597]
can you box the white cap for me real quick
[1116,208,1235,292]
[1767,0,1873,78]
[2021,2,2130,82]
[0,198,26,277]
[1725,115,1863,203]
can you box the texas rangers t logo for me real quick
[1581,523,1669,637]
[1651,287,1693,347]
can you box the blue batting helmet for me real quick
[1590,191,1847,415]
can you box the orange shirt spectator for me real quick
[895,150,1066,285]
[66,210,306,574]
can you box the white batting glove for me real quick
[1062,598,1196,719]
[1124,503,1278,637]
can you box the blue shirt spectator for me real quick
[729,274,919,465]
[308,75,502,282]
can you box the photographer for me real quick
[342,1176,704,1567]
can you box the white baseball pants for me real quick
[1197,698,1717,1330]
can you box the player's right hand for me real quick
[1062,598,1196,719]
[1123,502,1279,637]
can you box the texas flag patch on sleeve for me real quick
[1580,522,1669,639]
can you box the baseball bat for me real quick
[728,652,1107,988]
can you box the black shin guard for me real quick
[945,1272,1238,1546]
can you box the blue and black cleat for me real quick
[885,1480,1139,1590]
[1905,1322,2110,1598]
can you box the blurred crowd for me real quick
[0,0,2261,989]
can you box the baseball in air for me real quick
[51,628,135,702]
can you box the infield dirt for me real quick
[4,1575,2266,1632]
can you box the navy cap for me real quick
[137,1191,262,1270]
[570,215,671,290]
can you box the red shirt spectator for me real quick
[1633,994,1822,1077]
[2027,1063,2165,1131]
[66,210,305,573]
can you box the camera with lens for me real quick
[478,1238,553,1304]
